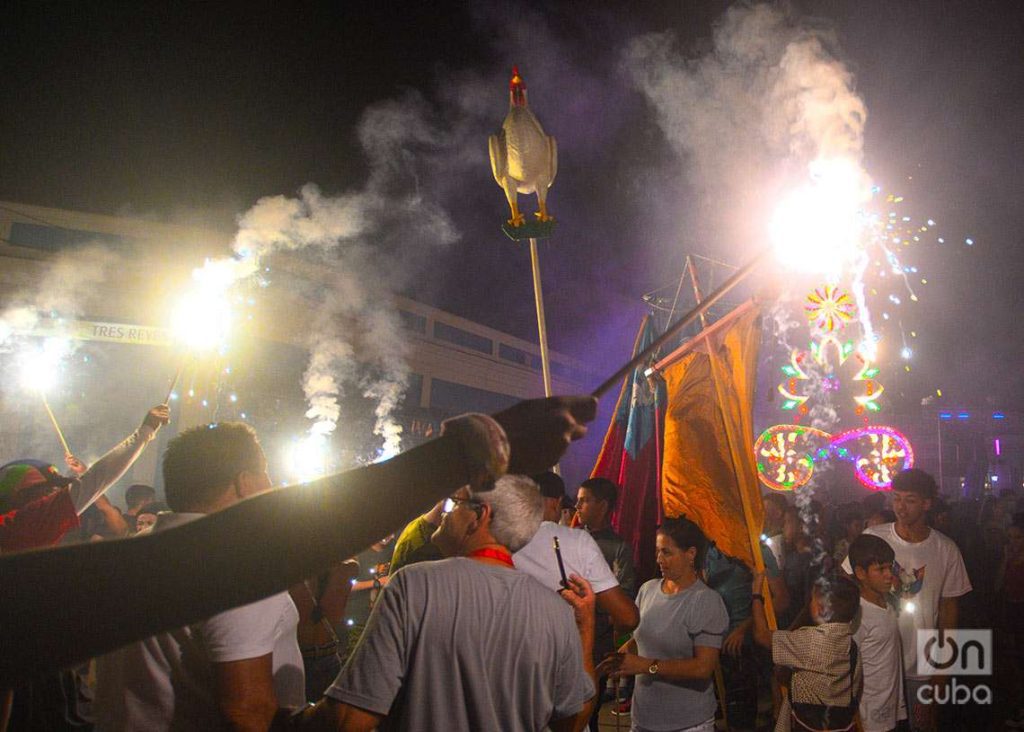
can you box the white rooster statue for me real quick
[489,66,558,228]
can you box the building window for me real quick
[498,343,531,366]
[405,373,424,406]
[399,310,427,334]
[432,321,493,354]
[7,222,126,252]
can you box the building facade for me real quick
[0,200,594,500]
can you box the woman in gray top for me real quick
[598,517,728,732]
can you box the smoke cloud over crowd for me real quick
[623,4,869,260]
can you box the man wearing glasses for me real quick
[313,475,598,731]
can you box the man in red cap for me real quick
[0,403,169,552]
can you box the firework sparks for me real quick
[169,259,242,353]
[285,432,330,484]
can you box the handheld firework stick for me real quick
[591,250,768,398]
[18,338,78,461]
[40,395,73,458]
[553,535,569,589]
[164,356,188,405]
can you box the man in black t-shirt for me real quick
[576,477,636,726]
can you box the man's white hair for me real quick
[472,474,543,552]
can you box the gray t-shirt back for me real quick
[632,578,728,731]
[326,557,594,731]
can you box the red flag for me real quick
[591,315,666,584]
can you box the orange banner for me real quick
[661,306,764,567]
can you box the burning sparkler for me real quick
[165,258,240,402]
[17,338,74,457]
[596,155,947,398]
[769,157,873,278]
[170,259,237,352]
[285,432,330,484]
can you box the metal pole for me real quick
[41,395,72,457]
[937,416,944,496]
[529,238,553,398]
[685,255,708,330]
[592,249,768,398]
[651,299,757,374]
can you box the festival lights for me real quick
[754,425,831,491]
[755,424,915,492]
[805,285,856,333]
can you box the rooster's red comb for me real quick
[510,66,525,90]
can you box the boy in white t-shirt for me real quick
[841,469,971,731]
[848,533,907,732]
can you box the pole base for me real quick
[501,219,557,242]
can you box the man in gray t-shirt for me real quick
[306,475,595,731]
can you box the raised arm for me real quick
[70,404,169,514]
[90,494,130,538]
[0,396,597,682]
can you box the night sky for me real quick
[2,1,1022,412]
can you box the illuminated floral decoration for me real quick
[776,287,883,417]
[755,424,915,492]
[760,281,915,492]
[805,285,856,333]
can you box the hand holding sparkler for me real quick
[64,454,87,476]
[142,404,171,432]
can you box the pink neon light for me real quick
[753,424,915,492]
[830,426,915,491]
[996,439,1002,456]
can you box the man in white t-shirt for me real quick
[95,422,305,731]
[513,472,639,634]
[849,533,907,732]
[842,469,971,732]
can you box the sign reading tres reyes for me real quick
[31,319,171,347]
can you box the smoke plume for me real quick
[622,3,868,256]
[625,5,873,609]
[228,86,461,459]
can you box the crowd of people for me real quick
[1,392,1018,731]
